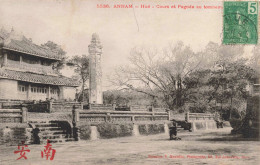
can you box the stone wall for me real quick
[0,79,75,101]
[51,101,82,113]
[96,123,133,138]
[185,112,218,131]
[77,123,169,140]
[0,79,18,100]
[138,124,165,135]
[78,124,91,140]
[28,112,72,122]
[0,123,32,145]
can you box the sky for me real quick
[0,0,255,90]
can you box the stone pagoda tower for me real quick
[88,33,103,104]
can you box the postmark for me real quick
[223,1,258,44]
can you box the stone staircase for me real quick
[29,121,75,143]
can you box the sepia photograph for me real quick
[0,0,259,164]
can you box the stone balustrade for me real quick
[73,107,170,126]
[185,112,218,122]
[0,108,27,123]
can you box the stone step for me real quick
[47,139,65,143]
[28,119,50,123]
[46,138,75,143]
[65,138,75,142]
[35,123,59,127]
[31,120,75,143]
[41,134,66,140]
[38,127,61,131]
[39,130,66,135]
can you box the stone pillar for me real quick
[72,106,80,123]
[3,52,7,66]
[112,103,116,110]
[131,116,135,122]
[106,113,111,122]
[130,106,133,111]
[132,124,140,136]
[164,123,169,135]
[186,112,189,122]
[20,55,22,64]
[88,33,103,104]
[47,86,51,99]
[27,84,31,100]
[48,100,53,113]
[72,106,80,141]
[21,107,28,123]
[80,102,84,110]
[59,86,64,100]
[151,106,155,112]
[191,122,196,132]
[167,110,171,121]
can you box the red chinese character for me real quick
[14,141,30,160]
[41,139,56,160]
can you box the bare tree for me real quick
[110,42,206,109]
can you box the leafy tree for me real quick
[111,41,256,117]
[41,41,66,56]
[41,41,66,71]
[67,55,89,102]
[103,89,153,106]
[208,60,254,117]
[183,69,213,112]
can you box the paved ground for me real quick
[0,127,259,165]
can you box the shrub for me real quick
[139,124,164,135]
[97,123,133,138]
[229,118,242,130]
[138,124,148,135]
[79,125,91,140]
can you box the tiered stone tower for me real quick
[88,33,103,104]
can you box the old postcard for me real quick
[0,0,259,165]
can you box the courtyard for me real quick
[0,127,259,165]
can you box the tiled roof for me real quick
[0,69,79,87]
[0,29,62,60]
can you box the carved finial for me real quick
[92,33,100,41]
[4,27,23,44]
[91,33,101,44]
[89,33,102,48]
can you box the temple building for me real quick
[0,28,79,101]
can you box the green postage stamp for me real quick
[223,1,258,44]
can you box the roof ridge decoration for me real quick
[0,28,62,60]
